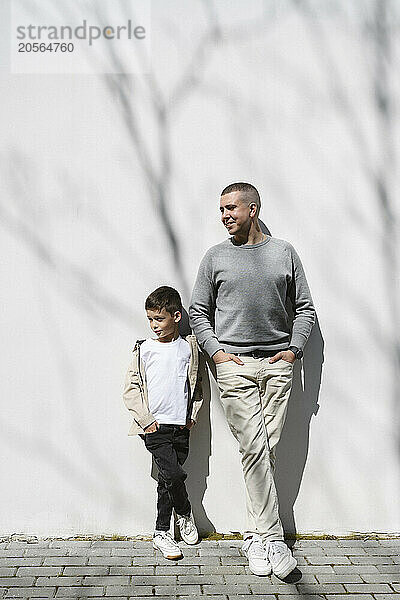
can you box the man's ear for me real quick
[174,311,182,323]
[249,202,257,217]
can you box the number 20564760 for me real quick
[18,42,74,53]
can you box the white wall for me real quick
[1,0,399,537]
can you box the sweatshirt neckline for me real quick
[229,235,271,249]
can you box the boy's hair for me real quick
[145,286,182,316]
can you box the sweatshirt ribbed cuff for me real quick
[136,412,156,430]
[289,333,307,351]
[203,337,223,358]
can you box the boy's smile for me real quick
[146,307,181,343]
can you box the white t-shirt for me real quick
[140,336,191,425]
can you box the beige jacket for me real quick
[123,335,204,435]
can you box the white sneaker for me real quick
[153,531,182,559]
[266,540,297,578]
[242,535,272,576]
[176,512,198,545]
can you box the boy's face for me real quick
[146,307,181,342]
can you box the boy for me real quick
[123,286,203,559]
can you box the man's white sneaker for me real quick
[242,535,272,576]
[153,531,182,559]
[176,512,198,545]
[266,541,297,578]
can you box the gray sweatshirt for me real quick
[189,235,315,357]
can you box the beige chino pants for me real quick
[216,356,293,541]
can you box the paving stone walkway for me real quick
[0,538,399,599]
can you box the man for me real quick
[189,182,315,578]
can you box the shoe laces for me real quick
[267,540,287,559]
[178,515,194,535]
[154,531,177,550]
[243,536,265,558]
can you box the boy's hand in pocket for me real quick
[144,421,159,433]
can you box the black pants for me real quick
[143,424,191,531]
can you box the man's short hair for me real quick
[145,286,182,316]
[221,182,261,216]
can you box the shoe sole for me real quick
[153,543,182,560]
[272,556,297,579]
[180,535,198,545]
[248,563,272,576]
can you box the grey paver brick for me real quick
[377,564,400,573]
[63,567,109,576]
[391,583,400,591]
[0,570,16,577]
[219,557,247,565]
[199,547,239,556]
[172,557,218,565]
[351,556,395,564]
[35,576,82,586]
[91,542,133,548]
[55,586,104,597]
[373,596,400,600]
[69,549,111,557]
[49,542,92,548]
[6,543,48,549]
[380,539,400,546]
[296,583,346,594]
[25,550,67,558]
[203,584,249,595]
[177,574,224,584]
[334,565,379,573]
[249,583,298,594]
[110,567,154,576]
[361,572,400,583]
[227,596,275,600]
[316,573,363,583]
[305,556,352,565]
[154,585,201,595]
[0,579,35,587]
[319,595,374,600]
[104,586,152,596]
[130,576,176,585]
[277,596,325,600]
[82,576,130,586]
[43,557,87,566]
[16,568,61,577]
[345,583,393,593]
[88,558,131,567]
[0,560,43,568]
[323,547,367,556]
[111,549,153,557]
[130,558,159,566]
[201,565,245,574]
[0,553,24,559]
[156,565,199,575]
[339,539,379,546]
[299,565,334,573]
[4,587,56,597]
[294,546,327,555]
[368,548,400,555]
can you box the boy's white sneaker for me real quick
[176,512,198,545]
[242,535,272,576]
[266,540,297,578]
[153,531,182,559]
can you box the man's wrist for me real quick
[288,346,303,360]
